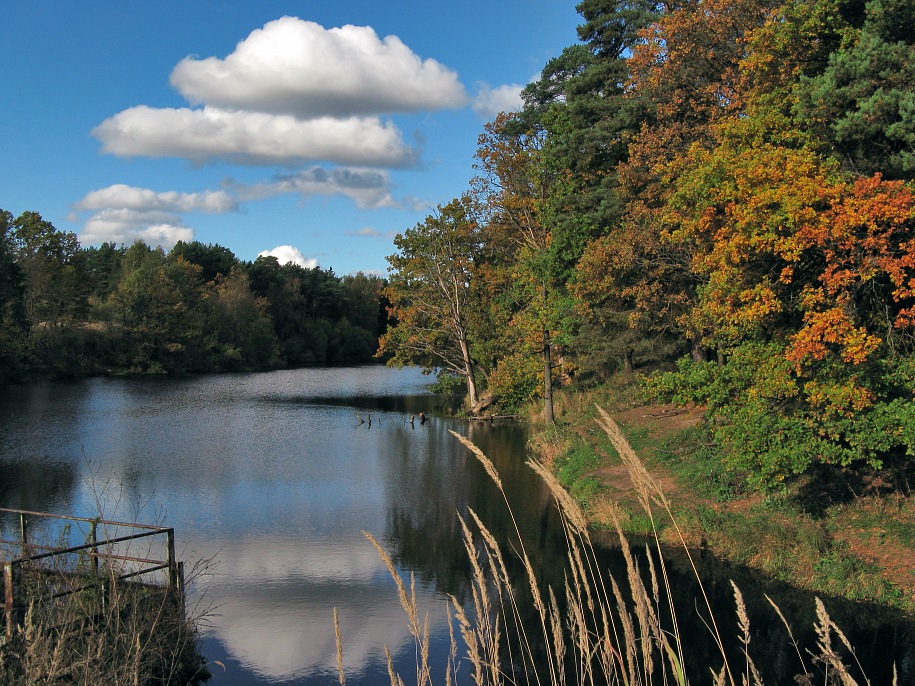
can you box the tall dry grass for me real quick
[339,407,888,685]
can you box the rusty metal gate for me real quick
[1,507,184,643]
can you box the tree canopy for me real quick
[380,0,915,487]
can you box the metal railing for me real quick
[1,508,184,643]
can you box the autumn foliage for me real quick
[378,0,915,487]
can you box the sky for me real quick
[1,1,583,276]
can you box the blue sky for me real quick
[1,1,582,276]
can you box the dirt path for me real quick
[573,402,915,607]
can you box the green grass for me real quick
[813,546,905,605]
[555,438,602,491]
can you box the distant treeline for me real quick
[0,209,389,383]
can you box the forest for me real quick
[379,0,915,490]
[0,210,388,380]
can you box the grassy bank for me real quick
[527,375,915,613]
[351,408,899,685]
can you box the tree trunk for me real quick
[543,328,554,424]
[459,336,479,408]
[690,335,708,362]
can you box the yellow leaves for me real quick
[663,122,914,370]
[803,377,875,417]
[778,265,794,284]
[688,271,781,345]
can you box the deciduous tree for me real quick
[380,197,485,408]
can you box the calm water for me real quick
[1,366,913,684]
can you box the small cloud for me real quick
[403,196,434,212]
[472,83,524,118]
[233,167,399,209]
[351,227,382,237]
[79,208,193,249]
[77,184,237,213]
[347,226,398,240]
[74,184,240,249]
[73,168,407,250]
[258,245,318,269]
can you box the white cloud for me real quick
[92,17,471,168]
[170,17,468,118]
[77,184,237,213]
[346,226,397,241]
[187,535,442,680]
[73,167,403,250]
[352,227,381,237]
[233,167,398,209]
[402,195,434,213]
[93,106,416,167]
[79,208,193,249]
[258,245,318,269]
[472,82,524,118]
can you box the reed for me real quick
[348,407,886,685]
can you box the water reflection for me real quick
[185,533,423,681]
[0,458,77,515]
[1,368,913,684]
[0,368,485,684]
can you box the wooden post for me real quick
[19,512,28,558]
[90,520,99,575]
[166,529,178,592]
[177,560,186,616]
[3,561,22,643]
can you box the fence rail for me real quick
[0,507,184,643]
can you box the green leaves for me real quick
[380,197,486,406]
[796,0,915,179]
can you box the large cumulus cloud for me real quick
[93,107,417,168]
[170,18,467,118]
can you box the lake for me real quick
[1,366,913,684]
